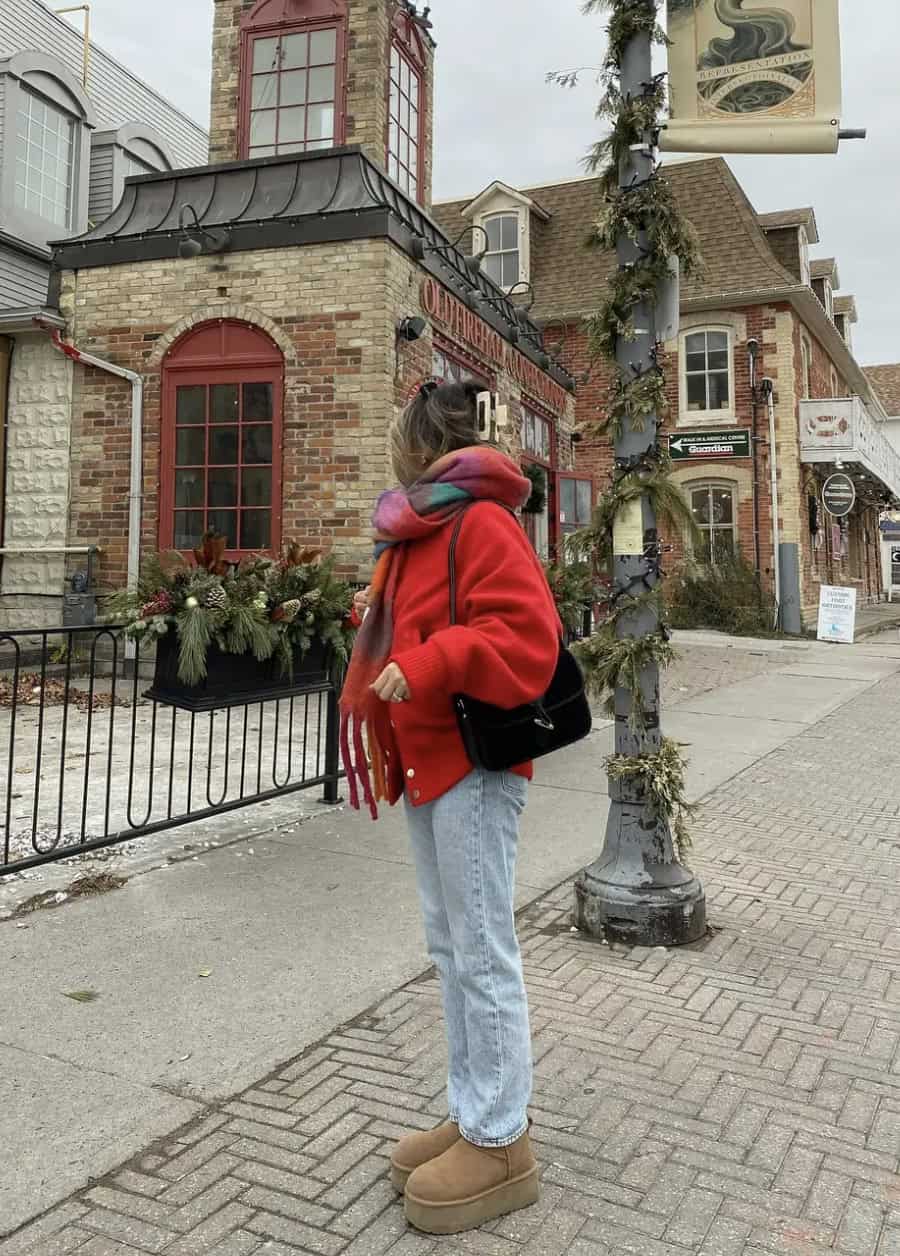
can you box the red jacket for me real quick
[376,502,561,808]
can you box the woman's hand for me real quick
[353,587,372,616]
[372,662,411,704]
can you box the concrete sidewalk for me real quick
[3,633,900,1254]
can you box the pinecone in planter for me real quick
[204,584,228,611]
[280,599,302,623]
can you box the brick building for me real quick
[435,160,899,632]
[17,0,574,620]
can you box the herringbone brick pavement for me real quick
[5,675,900,1256]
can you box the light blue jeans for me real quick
[404,768,532,1148]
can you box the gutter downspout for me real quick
[0,335,13,591]
[762,377,781,629]
[37,321,143,650]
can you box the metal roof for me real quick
[51,147,573,392]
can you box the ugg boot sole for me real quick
[390,1163,413,1193]
[404,1164,539,1234]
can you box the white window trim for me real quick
[678,326,736,427]
[480,208,526,292]
[685,478,738,566]
[0,51,95,248]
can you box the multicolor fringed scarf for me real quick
[340,445,531,818]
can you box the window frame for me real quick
[800,335,813,400]
[238,13,347,160]
[431,337,492,390]
[687,479,738,567]
[481,210,522,291]
[388,40,425,202]
[160,323,285,561]
[678,327,735,426]
[0,51,95,248]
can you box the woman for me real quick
[340,379,560,1236]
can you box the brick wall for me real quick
[209,0,435,206]
[554,298,882,630]
[57,241,574,597]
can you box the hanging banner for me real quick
[662,0,842,155]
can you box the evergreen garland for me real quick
[606,737,694,863]
[570,0,704,858]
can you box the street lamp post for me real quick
[574,4,706,948]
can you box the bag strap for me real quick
[448,501,517,627]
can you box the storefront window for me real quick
[690,482,736,566]
[431,345,488,389]
[522,408,551,462]
[559,476,593,547]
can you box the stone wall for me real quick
[0,334,73,629]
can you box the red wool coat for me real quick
[372,502,561,808]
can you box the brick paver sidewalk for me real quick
[5,673,900,1256]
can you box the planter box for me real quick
[145,631,331,711]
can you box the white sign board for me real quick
[817,585,857,645]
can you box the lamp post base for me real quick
[574,861,707,948]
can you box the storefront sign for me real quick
[420,278,568,414]
[663,0,843,155]
[668,429,751,461]
[823,473,856,518]
[817,585,857,645]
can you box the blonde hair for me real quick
[391,380,481,486]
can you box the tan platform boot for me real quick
[389,1121,461,1192]
[403,1129,539,1234]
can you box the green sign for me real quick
[668,429,752,461]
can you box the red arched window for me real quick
[161,320,284,558]
[238,0,348,160]
[388,8,427,202]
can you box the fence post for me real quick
[322,666,342,805]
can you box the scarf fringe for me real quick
[340,710,379,820]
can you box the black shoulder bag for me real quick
[449,505,593,772]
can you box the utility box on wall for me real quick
[62,593,97,627]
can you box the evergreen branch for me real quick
[606,737,694,863]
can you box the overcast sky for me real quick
[66,0,897,366]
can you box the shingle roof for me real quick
[810,258,837,281]
[834,295,858,321]
[433,158,798,323]
[758,207,820,243]
[866,365,900,416]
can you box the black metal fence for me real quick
[0,626,342,878]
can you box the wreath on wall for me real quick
[522,463,547,515]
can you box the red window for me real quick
[389,43,423,201]
[432,341,490,389]
[239,0,347,159]
[388,6,427,203]
[161,321,284,558]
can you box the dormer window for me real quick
[239,0,347,160]
[483,213,520,288]
[16,87,75,228]
[0,50,96,246]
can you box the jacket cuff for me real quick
[393,642,450,700]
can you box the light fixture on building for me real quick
[411,225,489,278]
[397,316,428,343]
[177,204,231,259]
[507,281,536,312]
